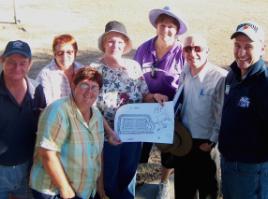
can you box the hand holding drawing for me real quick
[153,93,168,105]
[103,117,121,145]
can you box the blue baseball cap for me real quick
[2,40,32,58]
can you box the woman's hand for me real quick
[152,93,168,105]
[107,131,121,145]
[103,117,121,145]
[143,93,168,105]
[59,185,76,199]
[97,177,109,199]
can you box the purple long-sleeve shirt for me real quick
[134,37,184,100]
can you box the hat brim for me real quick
[156,118,192,156]
[149,8,188,35]
[2,50,31,58]
[98,30,132,54]
[230,31,256,41]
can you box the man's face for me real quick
[233,34,264,75]
[183,36,208,69]
[2,54,31,82]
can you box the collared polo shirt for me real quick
[180,63,227,143]
[134,36,184,100]
[30,96,104,198]
[0,73,43,166]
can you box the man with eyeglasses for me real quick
[173,34,227,199]
[218,21,268,199]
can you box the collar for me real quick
[0,72,34,97]
[230,58,266,81]
[0,73,7,96]
[48,59,82,72]
[69,95,97,129]
[185,61,213,82]
[149,36,181,58]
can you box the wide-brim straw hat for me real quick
[156,118,192,157]
[98,20,132,54]
[149,6,188,35]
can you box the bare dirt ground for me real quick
[0,1,267,198]
[0,0,267,77]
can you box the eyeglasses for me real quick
[183,46,203,53]
[55,50,74,56]
[78,82,99,93]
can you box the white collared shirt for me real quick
[36,59,83,105]
[180,62,227,142]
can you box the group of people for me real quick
[0,5,267,199]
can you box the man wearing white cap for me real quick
[134,6,187,199]
[219,21,268,199]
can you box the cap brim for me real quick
[156,119,192,157]
[149,8,188,35]
[230,31,257,42]
[98,30,132,54]
[2,50,31,58]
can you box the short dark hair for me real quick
[155,14,180,30]
[73,67,103,88]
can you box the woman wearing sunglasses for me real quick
[134,6,188,199]
[36,34,83,105]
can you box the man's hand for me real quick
[199,142,214,152]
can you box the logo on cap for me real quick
[12,41,24,48]
[237,22,258,33]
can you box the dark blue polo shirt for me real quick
[0,73,46,166]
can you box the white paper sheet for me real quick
[114,101,174,143]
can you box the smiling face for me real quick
[103,32,127,58]
[73,79,100,108]
[54,43,76,70]
[233,34,264,76]
[183,35,209,70]
[155,15,178,43]
[2,54,32,82]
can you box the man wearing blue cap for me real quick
[0,40,46,198]
[219,21,268,199]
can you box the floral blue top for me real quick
[90,58,149,128]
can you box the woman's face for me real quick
[73,79,100,108]
[103,32,126,57]
[54,43,76,70]
[156,18,178,43]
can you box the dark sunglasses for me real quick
[183,46,203,53]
